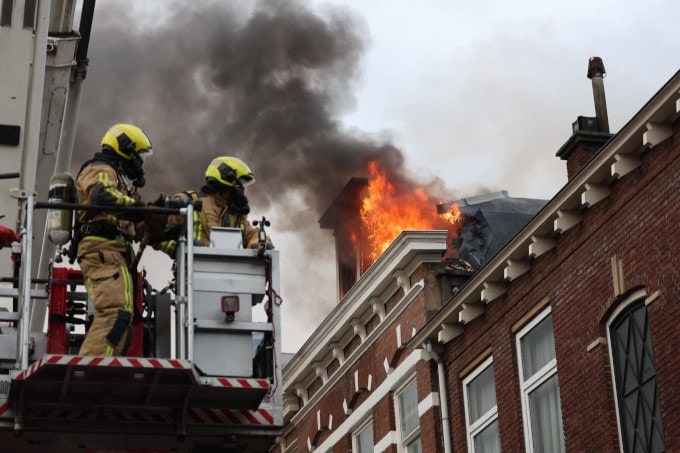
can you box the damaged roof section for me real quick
[437,191,547,278]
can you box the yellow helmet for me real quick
[205,156,255,188]
[101,123,153,160]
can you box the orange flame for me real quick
[359,161,461,267]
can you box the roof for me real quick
[411,67,680,346]
[439,191,547,273]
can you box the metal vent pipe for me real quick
[587,57,610,134]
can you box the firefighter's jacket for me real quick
[156,191,260,257]
[75,160,139,237]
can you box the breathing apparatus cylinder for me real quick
[47,172,76,246]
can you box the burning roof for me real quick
[320,160,462,297]
[321,162,546,298]
[438,191,547,277]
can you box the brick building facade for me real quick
[274,67,680,452]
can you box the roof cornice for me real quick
[283,230,448,387]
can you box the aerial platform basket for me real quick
[0,200,283,451]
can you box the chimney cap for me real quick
[587,57,606,79]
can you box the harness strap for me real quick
[80,223,133,242]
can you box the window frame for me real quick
[394,377,421,452]
[606,288,665,453]
[352,416,374,453]
[515,307,565,453]
[462,355,499,453]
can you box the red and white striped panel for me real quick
[25,408,175,424]
[200,377,270,389]
[0,402,13,419]
[187,407,275,426]
[15,355,191,380]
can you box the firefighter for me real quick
[154,156,271,256]
[74,123,152,356]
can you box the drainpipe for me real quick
[427,341,452,453]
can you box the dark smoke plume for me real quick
[74,0,452,331]
[76,0,450,223]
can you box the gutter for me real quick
[427,341,452,453]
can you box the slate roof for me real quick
[438,190,547,274]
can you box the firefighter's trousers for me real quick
[77,238,134,356]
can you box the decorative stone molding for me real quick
[643,121,672,147]
[371,297,386,321]
[504,259,530,282]
[295,386,309,405]
[385,324,411,372]
[313,362,328,384]
[529,235,556,259]
[351,319,367,342]
[307,410,333,450]
[342,370,373,415]
[611,153,641,179]
[458,302,485,324]
[438,322,463,344]
[283,392,300,414]
[394,269,410,294]
[328,342,345,366]
[554,209,582,234]
[581,183,610,208]
[480,281,506,303]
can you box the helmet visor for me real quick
[239,174,255,186]
[138,148,153,161]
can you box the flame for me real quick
[359,161,461,267]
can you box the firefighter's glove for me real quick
[162,223,182,242]
[144,209,170,236]
[149,193,200,211]
[148,193,170,208]
[121,199,147,223]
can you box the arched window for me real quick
[608,294,665,453]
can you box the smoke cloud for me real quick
[74,0,453,350]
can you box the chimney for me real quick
[319,178,368,299]
[556,57,614,180]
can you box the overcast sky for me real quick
[74,0,680,352]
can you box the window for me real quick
[353,418,374,453]
[1,0,13,27]
[396,379,421,453]
[516,309,565,453]
[463,356,500,453]
[23,0,36,29]
[609,297,665,452]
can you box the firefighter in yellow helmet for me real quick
[74,123,152,356]
[156,156,270,256]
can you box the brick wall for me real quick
[439,117,680,451]
[284,263,440,452]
